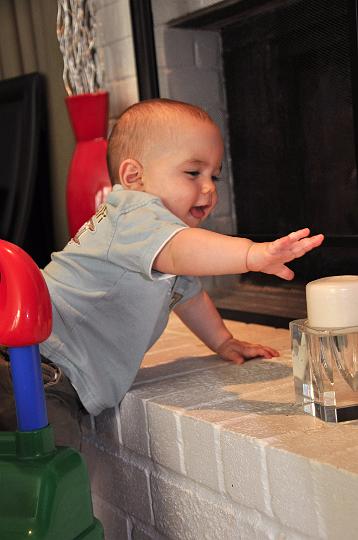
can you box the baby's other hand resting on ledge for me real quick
[216,337,279,365]
[246,228,324,281]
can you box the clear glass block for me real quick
[290,319,358,422]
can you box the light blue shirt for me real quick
[40,186,202,415]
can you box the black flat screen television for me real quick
[0,72,54,267]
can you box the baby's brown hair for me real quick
[107,98,215,184]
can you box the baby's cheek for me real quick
[211,194,218,211]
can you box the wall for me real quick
[83,314,358,540]
[96,0,236,236]
[152,0,236,235]
[96,0,139,126]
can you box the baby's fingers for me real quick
[239,343,279,359]
[270,230,324,255]
[269,265,295,280]
[270,228,310,253]
[291,233,324,257]
[288,230,324,250]
[288,228,311,242]
[250,345,279,359]
[224,350,245,365]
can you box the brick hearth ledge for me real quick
[81,314,358,540]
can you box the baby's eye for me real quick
[185,171,200,178]
[212,175,222,182]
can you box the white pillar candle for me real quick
[306,275,358,328]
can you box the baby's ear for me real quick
[119,159,144,190]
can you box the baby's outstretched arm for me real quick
[154,227,323,280]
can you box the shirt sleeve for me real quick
[107,198,187,280]
[170,275,203,309]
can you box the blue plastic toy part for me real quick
[9,344,48,432]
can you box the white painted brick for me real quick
[92,493,131,540]
[131,364,229,399]
[150,467,240,540]
[146,402,184,475]
[96,0,132,46]
[93,407,121,449]
[199,0,224,6]
[212,178,233,219]
[107,78,139,119]
[153,26,166,69]
[133,360,291,410]
[142,382,241,419]
[145,361,257,395]
[151,0,191,26]
[194,31,221,69]
[176,0,203,13]
[206,106,228,136]
[103,37,137,82]
[134,354,223,386]
[180,415,221,492]
[86,314,358,538]
[160,28,196,69]
[131,521,167,540]
[82,440,153,524]
[221,428,273,516]
[132,370,207,400]
[266,447,320,538]
[120,392,150,457]
[230,515,310,540]
[157,67,170,97]
[167,67,222,107]
[151,0,241,260]
[150,465,299,540]
[94,0,117,8]
[312,460,358,540]
[88,315,358,539]
[114,405,123,444]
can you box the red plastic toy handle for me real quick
[0,240,52,346]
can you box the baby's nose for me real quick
[201,177,216,193]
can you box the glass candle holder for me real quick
[290,319,358,422]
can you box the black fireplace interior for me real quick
[172,0,358,283]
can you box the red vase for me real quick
[65,91,112,237]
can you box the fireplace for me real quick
[224,0,358,279]
[136,0,358,325]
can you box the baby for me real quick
[0,98,324,448]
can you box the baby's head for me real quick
[107,98,224,227]
[107,99,219,183]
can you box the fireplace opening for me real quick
[222,0,358,281]
[170,0,358,326]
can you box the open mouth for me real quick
[189,205,209,219]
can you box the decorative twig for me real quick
[56,0,104,96]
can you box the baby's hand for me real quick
[246,228,324,280]
[216,337,279,365]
